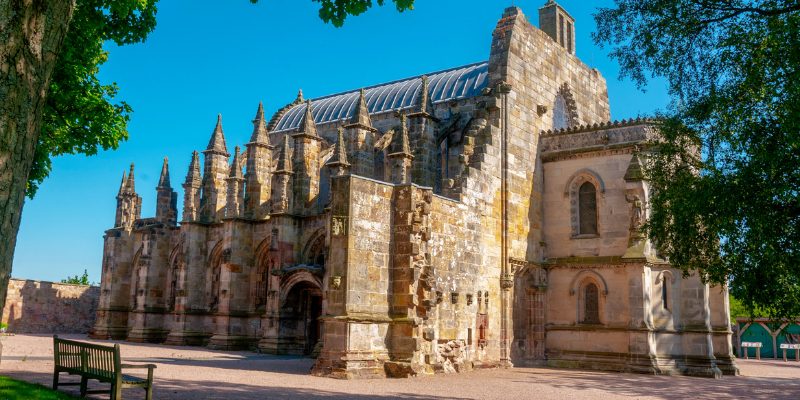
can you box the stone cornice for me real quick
[542,146,636,163]
[540,120,659,161]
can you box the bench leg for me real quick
[112,382,122,400]
[80,376,88,397]
[146,384,153,400]
[52,372,59,390]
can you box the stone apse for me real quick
[93,2,737,379]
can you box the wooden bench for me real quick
[741,341,762,360]
[53,335,155,400]
[780,343,800,362]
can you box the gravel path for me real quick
[2,334,798,399]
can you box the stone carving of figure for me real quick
[626,194,644,233]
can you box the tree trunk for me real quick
[0,0,76,359]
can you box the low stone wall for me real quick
[2,278,100,333]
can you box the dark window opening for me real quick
[583,283,600,324]
[579,182,598,234]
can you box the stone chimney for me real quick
[539,0,575,55]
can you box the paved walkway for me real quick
[2,334,798,399]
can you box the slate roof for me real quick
[271,61,488,132]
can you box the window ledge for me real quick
[571,233,599,240]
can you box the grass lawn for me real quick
[0,376,78,400]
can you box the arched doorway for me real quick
[280,279,322,355]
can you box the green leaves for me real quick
[62,269,92,285]
[29,0,158,197]
[313,0,414,27]
[596,1,800,320]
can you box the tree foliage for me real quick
[250,0,415,27]
[29,0,158,197]
[594,1,800,319]
[62,269,92,285]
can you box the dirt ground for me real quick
[1,334,798,399]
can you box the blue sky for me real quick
[13,0,669,284]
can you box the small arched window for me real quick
[583,283,600,324]
[166,261,180,312]
[209,262,221,312]
[578,182,598,234]
[661,275,669,310]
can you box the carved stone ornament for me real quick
[330,275,342,289]
[331,215,348,236]
[500,274,514,290]
[626,194,645,235]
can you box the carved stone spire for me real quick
[298,100,319,138]
[325,127,350,206]
[347,88,373,129]
[156,157,177,226]
[271,134,294,214]
[389,114,413,157]
[185,151,201,185]
[226,146,245,218]
[118,171,127,195]
[388,113,414,184]
[249,102,270,146]
[200,115,230,223]
[157,157,171,188]
[408,75,439,188]
[412,75,435,116]
[245,102,275,220]
[205,114,229,156]
[126,163,136,193]
[292,100,323,214]
[229,146,244,179]
[326,127,350,172]
[388,113,414,185]
[182,151,202,223]
[343,89,377,178]
[275,134,292,173]
[114,163,142,230]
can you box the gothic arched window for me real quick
[583,283,600,324]
[553,94,569,130]
[209,261,221,312]
[553,83,578,130]
[166,260,181,312]
[253,262,269,310]
[661,275,669,311]
[578,182,598,235]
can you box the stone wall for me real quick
[2,278,100,333]
[489,6,611,264]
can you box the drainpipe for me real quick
[497,81,513,368]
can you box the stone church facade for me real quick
[92,2,738,378]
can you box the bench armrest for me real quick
[120,363,157,369]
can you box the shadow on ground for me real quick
[507,368,800,400]
[3,371,470,400]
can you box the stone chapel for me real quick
[92,2,738,378]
